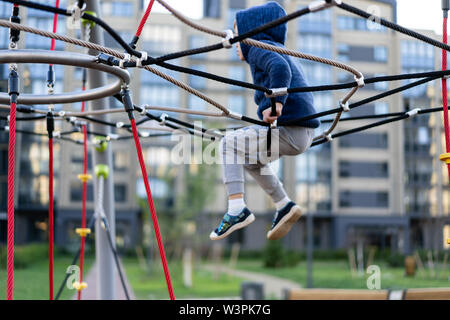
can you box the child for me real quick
[210,2,320,241]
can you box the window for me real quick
[189,35,207,60]
[339,133,388,149]
[228,95,245,115]
[298,34,332,59]
[374,46,388,62]
[188,95,207,118]
[114,184,127,202]
[71,183,93,202]
[339,161,389,178]
[338,44,388,63]
[417,127,430,145]
[298,7,331,34]
[139,85,179,108]
[204,0,221,18]
[188,64,207,89]
[401,40,435,69]
[229,66,246,88]
[102,1,133,17]
[340,191,389,208]
[374,102,389,115]
[113,151,128,172]
[142,25,181,55]
[337,15,386,33]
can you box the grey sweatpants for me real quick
[220,125,314,203]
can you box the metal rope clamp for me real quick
[136,51,148,68]
[222,29,234,49]
[325,133,333,142]
[67,2,86,30]
[119,53,131,69]
[355,74,365,88]
[265,88,288,98]
[339,99,350,112]
[159,113,168,126]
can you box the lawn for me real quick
[0,255,94,300]
[122,258,242,300]
[234,259,450,290]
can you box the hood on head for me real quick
[235,1,287,61]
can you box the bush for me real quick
[262,240,285,268]
[0,243,49,269]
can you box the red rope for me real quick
[47,0,60,300]
[48,137,54,300]
[6,102,17,301]
[135,0,155,38]
[129,118,175,300]
[50,0,60,52]
[442,17,450,180]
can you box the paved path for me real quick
[72,260,135,300]
[202,264,302,300]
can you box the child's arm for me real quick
[247,46,292,108]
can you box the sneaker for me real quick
[267,202,302,240]
[210,208,255,241]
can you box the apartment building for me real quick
[0,0,449,253]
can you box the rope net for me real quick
[1,0,449,300]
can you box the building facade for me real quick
[0,0,449,253]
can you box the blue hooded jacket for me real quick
[236,2,320,128]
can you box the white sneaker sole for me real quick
[210,213,256,241]
[267,205,302,240]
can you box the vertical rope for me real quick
[48,137,54,300]
[136,0,155,38]
[129,118,175,300]
[6,101,16,301]
[130,0,155,48]
[77,23,90,300]
[47,0,60,300]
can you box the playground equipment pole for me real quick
[84,0,117,300]
[306,155,313,288]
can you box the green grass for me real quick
[122,258,242,300]
[235,259,450,290]
[0,255,94,300]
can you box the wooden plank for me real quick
[288,289,388,300]
[404,288,450,300]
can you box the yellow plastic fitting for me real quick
[75,228,91,238]
[77,173,92,183]
[73,281,88,292]
[439,153,450,164]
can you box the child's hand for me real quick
[263,102,283,124]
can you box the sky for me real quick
[397,0,443,35]
[151,0,445,35]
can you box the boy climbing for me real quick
[210,2,320,241]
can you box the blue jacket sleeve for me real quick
[247,45,292,111]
